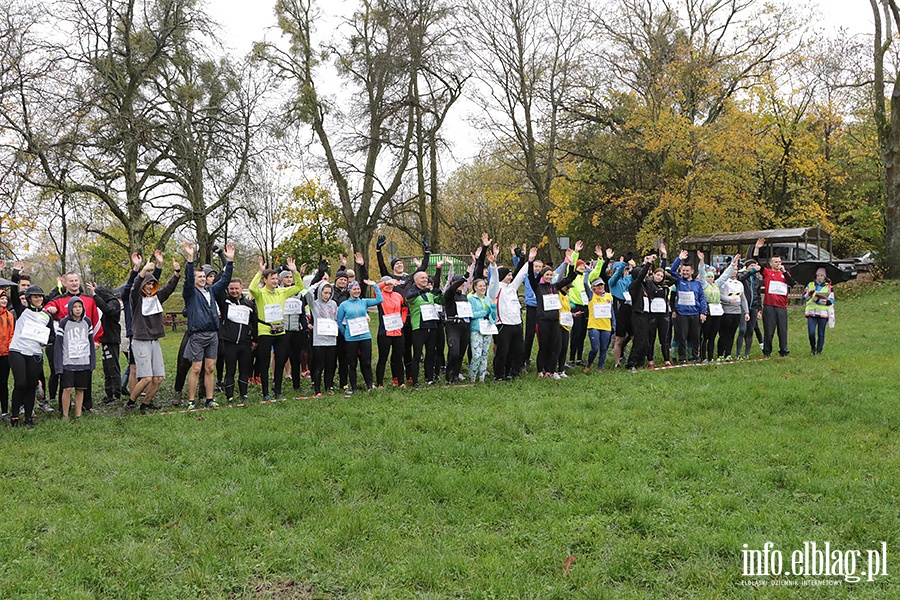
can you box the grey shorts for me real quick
[132,339,165,378]
[184,331,218,362]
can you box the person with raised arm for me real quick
[583,260,616,373]
[488,244,529,381]
[182,242,235,409]
[713,254,748,360]
[669,249,708,363]
[336,278,383,395]
[608,248,635,368]
[526,247,578,379]
[127,253,181,414]
[469,248,499,383]
[374,275,408,388]
[248,254,306,401]
[218,277,257,404]
[565,240,590,366]
[8,285,52,427]
[625,254,656,371]
[752,237,796,358]
[646,243,676,367]
[405,258,444,386]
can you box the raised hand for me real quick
[574,240,583,253]
[595,245,603,257]
[413,257,421,268]
[755,237,765,249]
[223,244,235,261]
[679,250,689,260]
[605,248,614,260]
[13,261,23,271]
[733,253,742,263]
[257,256,266,273]
[154,249,164,264]
[697,250,705,262]
[474,246,482,259]
[376,234,387,250]
[659,242,667,258]
[286,257,297,272]
[172,259,181,272]
[528,247,538,261]
[339,253,347,267]
[492,243,500,258]
[182,241,194,261]
[486,249,496,264]
[436,259,444,268]
[363,279,376,286]
[354,252,364,265]
[298,263,308,276]
[143,260,156,274]
[422,235,430,251]
[131,253,143,271]
[86,281,96,294]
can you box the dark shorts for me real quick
[184,331,219,363]
[61,370,91,390]
[614,300,633,337]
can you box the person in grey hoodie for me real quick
[129,256,181,413]
[54,296,96,420]
[305,277,339,396]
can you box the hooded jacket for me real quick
[131,271,180,341]
[92,287,122,344]
[0,290,14,356]
[218,293,258,344]
[44,292,103,344]
[53,296,96,373]
[183,260,233,334]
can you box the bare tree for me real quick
[259,0,418,265]
[870,0,900,277]
[463,0,589,263]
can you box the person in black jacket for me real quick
[526,247,578,379]
[442,274,470,384]
[218,278,257,404]
[87,282,124,405]
[625,254,656,371]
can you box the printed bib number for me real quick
[542,294,561,311]
[650,298,667,313]
[456,301,473,318]
[593,303,612,319]
[768,280,789,296]
[348,316,369,337]
[283,297,303,315]
[420,304,439,321]
[622,291,632,304]
[316,319,338,337]
[21,322,50,344]
[559,311,574,327]
[383,313,403,332]
[643,297,650,312]
[580,291,589,304]
[263,303,283,323]
[142,296,163,316]
[69,340,90,360]
[678,291,696,306]
[227,305,251,325]
[709,303,724,316]
[478,320,498,335]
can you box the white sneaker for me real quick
[558,372,568,379]
[551,372,562,380]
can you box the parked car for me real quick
[744,242,857,278]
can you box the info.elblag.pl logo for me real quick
[741,542,888,585]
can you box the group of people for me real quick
[0,234,836,426]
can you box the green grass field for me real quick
[1,281,898,598]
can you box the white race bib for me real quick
[478,320,498,335]
[22,322,50,344]
[622,291,632,305]
[768,280,789,296]
[542,294,561,311]
[283,297,303,315]
[559,311,574,327]
[709,303,724,316]
[456,301,473,318]
[69,339,90,360]
[420,304,439,321]
[580,291,589,305]
[263,303,283,323]
[141,296,163,316]
[316,318,338,337]
[227,304,251,325]
[678,291,696,306]
[593,303,612,319]
[650,298,667,313]
[347,316,369,337]
[642,297,650,312]
[383,312,403,332]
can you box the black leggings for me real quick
[376,335,405,386]
[648,314,671,363]
[0,355,9,414]
[626,312,650,368]
[287,330,311,389]
[569,309,587,361]
[257,334,289,397]
[411,328,438,384]
[700,315,721,361]
[312,345,337,394]
[444,322,470,383]
[536,320,560,374]
[9,351,42,422]
[718,313,741,358]
[221,340,252,399]
[345,338,373,391]
[524,305,538,364]
[493,323,523,380]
